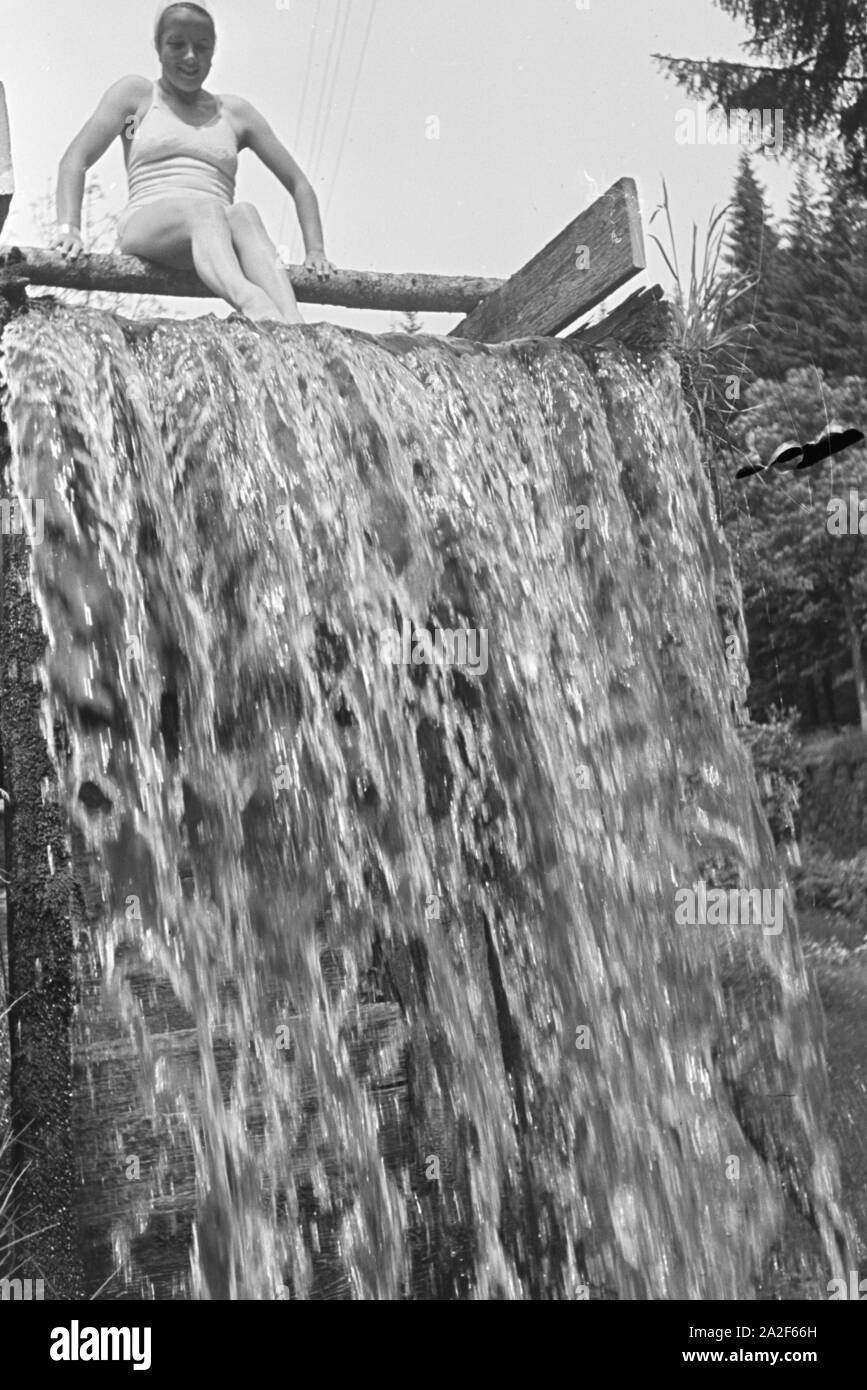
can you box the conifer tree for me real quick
[725,152,780,379]
[724,370,867,729]
[821,169,867,376]
[655,0,867,192]
[728,151,777,281]
[769,165,829,378]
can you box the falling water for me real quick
[0,304,851,1299]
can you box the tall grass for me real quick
[1,998,21,1278]
[0,1127,30,1279]
[0,996,60,1285]
[649,180,757,489]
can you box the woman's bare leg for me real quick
[227,203,304,324]
[119,198,285,321]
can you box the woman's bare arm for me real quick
[56,75,150,255]
[230,97,334,276]
[0,80,13,233]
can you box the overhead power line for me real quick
[278,0,323,249]
[324,0,379,225]
[290,0,347,261]
[307,0,353,182]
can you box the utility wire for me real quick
[323,0,378,226]
[290,0,348,260]
[308,1,353,182]
[294,0,324,146]
[278,0,323,249]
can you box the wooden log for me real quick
[568,284,672,356]
[450,177,645,343]
[0,247,502,314]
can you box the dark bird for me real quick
[736,440,802,479]
[796,422,865,470]
[736,423,865,480]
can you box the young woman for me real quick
[53,1,335,323]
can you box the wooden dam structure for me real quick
[0,175,682,1298]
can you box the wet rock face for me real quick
[0,305,851,1300]
[0,402,85,1298]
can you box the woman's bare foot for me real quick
[239,287,285,322]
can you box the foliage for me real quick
[721,369,867,725]
[792,847,867,936]
[392,310,425,334]
[649,180,755,461]
[740,706,803,844]
[0,1120,23,1279]
[0,1002,36,1283]
[711,153,867,729]
[724,152,781,382]
[725,155,867,382]
[654,0,867,192]
[769,165,832,377]
[728,150,780,283]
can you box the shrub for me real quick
[792,848,867,936]
[740,707,803,846]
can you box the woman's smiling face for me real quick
[157,8,216,93]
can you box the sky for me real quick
[1,0,799,332]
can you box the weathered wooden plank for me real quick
[0,247,503,313]
[450,177,645,343]
[568,284,671,355]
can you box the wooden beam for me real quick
[568,284,672,355]
[450,177,645,343]
[0,246,502,314]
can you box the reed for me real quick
[649,179,755,464]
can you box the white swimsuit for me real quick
[118,81,238,241]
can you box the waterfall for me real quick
[0,305,850,1299]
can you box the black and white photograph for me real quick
[0,0,865,1355]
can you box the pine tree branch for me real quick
[653,53,865,87]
